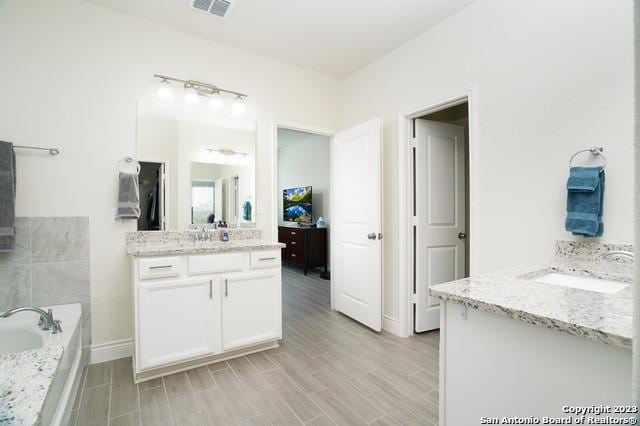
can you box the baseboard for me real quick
[90,338,133,364]
[383,315,408,337]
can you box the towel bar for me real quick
[569,146,606,168]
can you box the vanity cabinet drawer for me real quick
[188,253,249,275]
[250,250,281,270]
[138,257,181,280]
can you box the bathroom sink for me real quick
[531,273,629,294]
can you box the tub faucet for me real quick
[600,250,634,261]
[0,306,62,334]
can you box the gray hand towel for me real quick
[117,172,141,219]
[0,141,16,251]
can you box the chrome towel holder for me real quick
[118,156,141,174]
[569,146,606,168]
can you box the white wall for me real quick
[277,131,331,225]
[341,0,634,322]
[0,0,340,345]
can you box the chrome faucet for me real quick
[600,250,634,261]
[193,226,212,243]
[0,306,62,333]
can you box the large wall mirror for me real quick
[136,103,256,231]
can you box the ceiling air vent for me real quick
[189,0,235,18]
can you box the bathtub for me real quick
[0,303,83,426]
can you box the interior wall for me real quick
[277,130,331,226]
[341,0,634,322]
[0,0,340,346]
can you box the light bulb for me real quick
[231,96,246,116]
[184,86,199,105]
[210,94,224,109]
[156,80,173,101]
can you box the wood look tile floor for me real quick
[71,266,440,425]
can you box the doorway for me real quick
[138,161,166,231]
[276,127,331,278]
[412,102,470,333]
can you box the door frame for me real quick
[271,120,335,305]
[137,158,170,231]
[397,87,478,337]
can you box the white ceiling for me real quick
[86,0,474,78]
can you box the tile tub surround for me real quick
[430,241,633,349]
[0,217,91,345]
[126,229,284,257]
[0,346,63,426]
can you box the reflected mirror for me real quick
[136,103,256,230]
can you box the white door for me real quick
[221,270,281,351]
[331,118,383,331]
[137,278,219,370]
[414,119,466,332]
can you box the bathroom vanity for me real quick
[430,241,633,425]
[127,230,284,383]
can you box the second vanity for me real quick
[127,229,284,383]
[430,241,633,425]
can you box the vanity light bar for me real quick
[206,148,248,156]
[153,74,247,99]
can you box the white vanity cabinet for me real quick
[132,249,282,382]
[221,270,281,351]
[137,277,219,370]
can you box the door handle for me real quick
[209,280,213,299]
[259,257,277,261]
[224,278,229,297]
[458,232,467,240]
[367,233,377,240]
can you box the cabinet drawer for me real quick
[188,253,249,275]
[279,228,304,242]
[138,257,181,280]
[285,246,305,263]
[250,250,281,270]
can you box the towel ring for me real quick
[569,146,606,169]
[118,156,141,174]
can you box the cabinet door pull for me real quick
[209,280,213,299]
[149,265,172,270]
[224,278,229,297]
[259,257,277,261]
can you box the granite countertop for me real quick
[127,239,286,257]
[429,241,633,349]
[0,346,63,425]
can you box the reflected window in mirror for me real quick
[191,181,215,224]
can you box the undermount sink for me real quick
[531,272,629,294]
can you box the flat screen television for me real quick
[283,186,312,223]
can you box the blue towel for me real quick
[565,167,604,237]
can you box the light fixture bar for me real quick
[206,148,248,156]
[153,74,247,98]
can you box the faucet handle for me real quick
[52,319,63,334]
